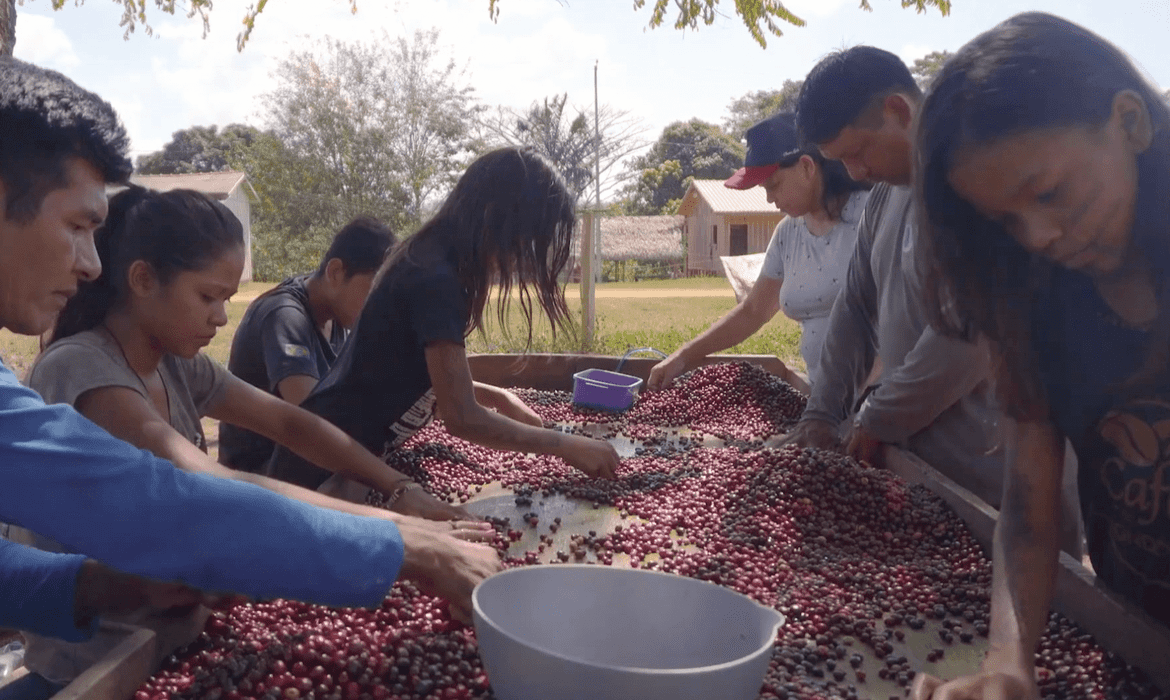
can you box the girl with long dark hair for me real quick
[12,185,498,686]
[268,148,619,494]
[911,12,1170,699]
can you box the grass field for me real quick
[1,278,803,372]
[466,295,802,366]
[0,278,803,458]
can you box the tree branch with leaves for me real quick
[4,0,955,57]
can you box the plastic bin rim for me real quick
[571,368,642,388]
[471,564,784,676]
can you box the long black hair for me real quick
[915,12,1170,420]
[378,147,576,345]
[51,186,244,343]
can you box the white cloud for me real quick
[12,14,80,68]
[782,0,851,20]
[899,43,937,64]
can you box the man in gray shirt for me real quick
[781,46,1005,506]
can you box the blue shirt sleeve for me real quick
[0,540,95,642]
[0,362,404,608]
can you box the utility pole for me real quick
[580,61,602,349]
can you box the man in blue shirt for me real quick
[0,57,499,654]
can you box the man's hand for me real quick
[844,422,886,469]
[647,354,688,392]
[390,484,483,523]
[559,434,620,479]
[911,669,1039,700]
[396,513,496,543]
[74,561,208,630]
[396,526,503,621]
[778,418,841,451]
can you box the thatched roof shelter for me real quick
[574,215,685,262]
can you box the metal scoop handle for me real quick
[615,347,667,374]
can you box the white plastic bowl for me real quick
[472,565,784,700]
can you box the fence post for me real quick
[580,211,596,349]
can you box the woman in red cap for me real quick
[648,111,870,394]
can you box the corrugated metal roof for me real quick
[130,171,248,200]
[573,215,684,261]
[678,179,777,215]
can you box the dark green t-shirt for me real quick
[1036,265,1170,625]
[220,276,346,472]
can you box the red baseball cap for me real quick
[724,112,804,190]
[724,164,780,190]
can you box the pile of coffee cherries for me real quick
[138,363,1165,700]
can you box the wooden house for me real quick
[677,180,785,276]
[130,171,256,282]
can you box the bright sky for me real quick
[14,0,1170,168]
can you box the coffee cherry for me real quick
[135,366,1163,700]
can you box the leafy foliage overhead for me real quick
[491,0,952,48]
[3,0,954,57]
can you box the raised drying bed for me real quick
[10,354,1165,699]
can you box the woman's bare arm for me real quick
[427,341,618,479]
[648,275,783,391]
[208,375,476,521]
[76,384,479,529]
[912,418,1066,700]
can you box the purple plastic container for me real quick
[571,368,643,412]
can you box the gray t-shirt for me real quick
[11,327,228,684]
[759,190,867,387]
[804,184,1003,504]
[25,328,228,454]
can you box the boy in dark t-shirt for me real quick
[220,217,395,472]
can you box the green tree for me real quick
[385,29,482,221]
[723,80,803,140]
[262,36,410,229]
[622,119,744,215]
[228,131,345,282]
[910,50,953,88]
[481,94,645,204]
[239,30,478,279]
[136,124,260,175]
